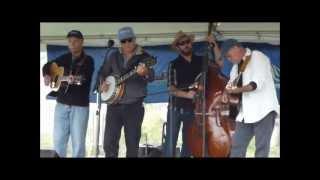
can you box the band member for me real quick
[163,31,222,157]
[220,39,279,157]
[99,26,155,157]
[42,30,94,157]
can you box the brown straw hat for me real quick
[171,30,195,50]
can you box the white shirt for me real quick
[228,48,279,123]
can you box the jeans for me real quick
[163,107,194,157]
[230,111,276,157]
[53,102,89,157]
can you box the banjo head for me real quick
[101,76,117,102]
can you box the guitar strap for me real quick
[239,54,252,73]
[233,54,252,87]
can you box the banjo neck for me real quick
[117,56,157,84]
[117,68,138,85]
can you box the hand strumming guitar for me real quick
[225,82,255,94]
[225,84,242,94]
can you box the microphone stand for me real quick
[167,63,176,157]
[94,40,114,157]
[95,85,101,157]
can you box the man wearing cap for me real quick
[163,31,222,157]
[42,30,94,157]
[98,26,155,157]
[219,39,279,157]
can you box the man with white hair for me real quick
[99,26,155,157]
[219,39,279,157]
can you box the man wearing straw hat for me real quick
[163,31,222,157]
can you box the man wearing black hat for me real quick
[219,39,279,157]
[98,26,155,157]
[42,30,94,157]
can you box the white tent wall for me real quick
[40,22,280,46]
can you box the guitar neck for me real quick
[59,76,82,83]
[60,76,69,82]
[232,72,242,86]
[231,55,251,86]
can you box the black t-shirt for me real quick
[168,54,204,110]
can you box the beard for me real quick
[179,46,192,56]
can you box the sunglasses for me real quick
[120,38,134,44]
[177,39,191,46]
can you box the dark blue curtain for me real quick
[46,41,280,103]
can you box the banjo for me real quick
[101,56,156,104]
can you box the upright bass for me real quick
[187,23,236,157]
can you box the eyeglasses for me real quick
[120,38,133,44]
[177,39,191,46]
